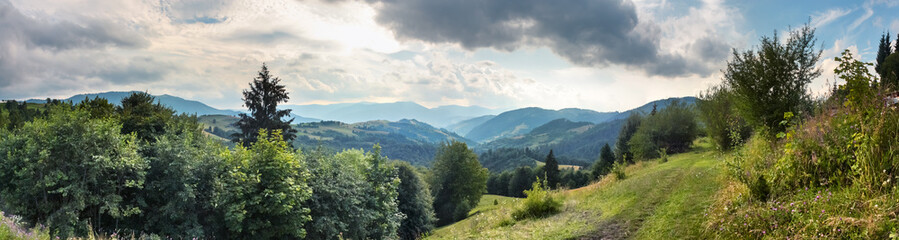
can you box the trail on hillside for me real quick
[576,152,720,239]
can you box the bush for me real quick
[658,148,668,163]
[612,161,627,180]
[697,84,751,151]
[511,178,562,220]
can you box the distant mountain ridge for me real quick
[463,107,620,143]
[284,102,500,128]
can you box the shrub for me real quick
[697,84,751,151]
[612,161,627,180]
[658,148,668,163]
[511,178,562,220]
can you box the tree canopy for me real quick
[428,141,488,226]
[724,24,821,136]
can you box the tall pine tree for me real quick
[543,150,560,189]
[876,32,891,83]
[233,63,297,145]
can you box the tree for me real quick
[508,166,536,198]
[428,141,488,226]
[697,84,752,151]
[876,32,891,82]
[725,24,821,136]
[615,113,643,163]
[880,53,899,89]
[394,161,436,240]
[542,150,560,189]
[590,143,615,180]
[232,63,297,145]
[0,106,146,237]
[117,92,176,142]
[135,121,230,238]
[220,129,312,239]
[627,100,698,160]
[76,97,115,119]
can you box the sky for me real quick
[1,0,898,112]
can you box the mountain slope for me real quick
[464,107,619,143]
[445,115,495,136]
[428,141,722,239]
[292,120,470,165]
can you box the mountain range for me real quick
[283,102,501,127]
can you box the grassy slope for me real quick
[428,140,723,239]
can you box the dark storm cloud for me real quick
[0,0,148,51]
[364,0,721,77]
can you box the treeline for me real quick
[486,151,591,197]
[0,95,434,239]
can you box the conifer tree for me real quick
[876,32,891,82]
[543,150,560,189]
[233,63,297,145]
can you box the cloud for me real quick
[811,8,851,28]
[364,0,723,77]
[0,0,147,51]
[848,7,873,31]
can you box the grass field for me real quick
[427,139,724,239]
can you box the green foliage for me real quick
[2,100,44,131]
[542,150,560,189]
[612,161,626,180]
[135,121,230,238]
[507,166,536,198]
[117,92,176,142]
[590,143,615,180]
[627,100,699,160]
[658,148,668,163]
[879,53,899,89]
[615,113,643,163]
[697,84,751,151]
[219,129,312,239]
[75,97,115,119]
[725,24,821,137]
[304,146,402,240]
[428,141,488,226]
[749,175,770,201]
[395,161,436,240]
[478,148,539,173]
[876,32,892,82]
[233,63,297,145]
[511,178,562,220]
[559,168,590,189]
[0,106,146,237]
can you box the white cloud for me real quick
[848,7,874,31]
[812,8,852,28]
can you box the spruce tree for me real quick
[590,143,615,180]
[876,32,891,83]
[543,150,560,189]
[232,63,297,145]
